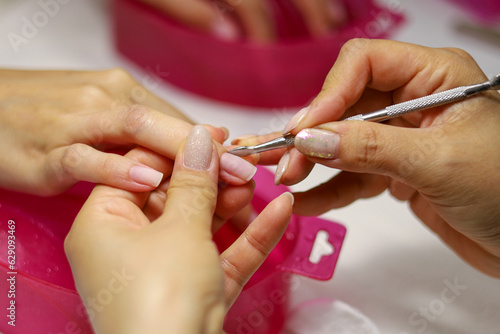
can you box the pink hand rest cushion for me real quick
[0,167,346,334]
[112,0,404,108]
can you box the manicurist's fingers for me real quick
[281,39,487,134]
[293,171,386,216]
[293,121,443,188]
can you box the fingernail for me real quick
[216,126,230,142]
[220,153,257,182]
[282,106,309,135]
[231,134,256,145]
[183,125,213,170]
[295,128,340,159]
[211,19,239,41]
[281,192,295,205]
[129,165,163,187]
[274,150,290,185]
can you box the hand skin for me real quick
[235,39,500,278]
[64,126,293,334]
[139,0,346,43]
[0,68,257,196]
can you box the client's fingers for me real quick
[44,144,165,194]
[160,125,219,230]
[220,192,293,307]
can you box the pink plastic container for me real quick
[0,167,345,334]
[112,0,404,108]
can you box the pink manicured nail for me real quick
[129,165,163,187]
[183,125,213,170]
[295,128,340,159]
[282,106,309,135]
[274,150,290,185]
[220,153,257,182]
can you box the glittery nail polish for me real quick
[295,129,339,159]
[183,125,213,170]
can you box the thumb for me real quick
[294,121,440,185]
[160,125,219,229]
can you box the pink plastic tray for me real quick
[445,0,500,23]
[112,0,404,108]
[0,167,346,334]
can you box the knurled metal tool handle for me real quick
[344,74,500,122]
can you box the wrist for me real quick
[89,284,223,334]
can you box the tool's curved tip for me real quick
[227,147,252,157]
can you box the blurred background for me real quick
[0,0,499,333]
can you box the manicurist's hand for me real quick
[65,125,293,334]
[235,39,500,278]
[139,0,346,43]
[0,69,256,196]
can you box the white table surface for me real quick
[1,0,499,333]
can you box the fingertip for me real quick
[204,124,229,144]
[231,134,257,146]
[219,153,257,185]
[129,165,163,188]
[281,191,295,206]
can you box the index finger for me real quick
[283,39,487,133]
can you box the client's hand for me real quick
[139,0,346,43]
[0,69,255,196]
[65,125,293,333]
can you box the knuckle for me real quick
[76,84,110,106]
[442,47,475,63]
[242,230,269,257]
[438,48,483,81]
[220,257,247,288]
[102,68,135,85]
[169,174,217,200]
[340,38,370,57]
[121,105,153,137]
[99,154,118,180]
[351,125,383,170]
[60,144,88,175]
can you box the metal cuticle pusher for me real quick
[228,74,500,157]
